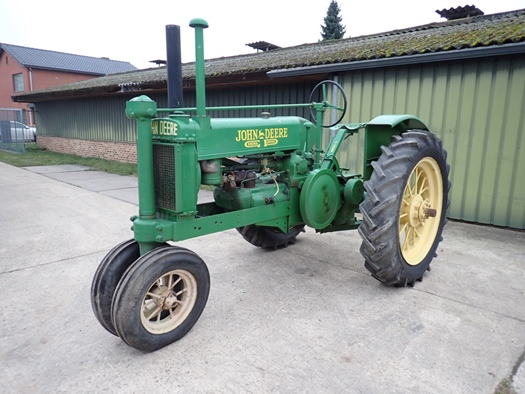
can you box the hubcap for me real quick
[399,157,443,265]
[140,269,197,334]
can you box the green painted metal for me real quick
[335,56,525,228]
[125,95,157,219]
[189,19,208,116]
[299,169,341,229]
[362,115,428,181]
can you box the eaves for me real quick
[267,42,525,78]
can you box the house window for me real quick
[13,73,24,92]
[5,56,8,65]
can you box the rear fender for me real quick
[363,115,429,181]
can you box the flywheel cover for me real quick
[300,169,341,229]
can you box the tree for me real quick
[320,1,346,41]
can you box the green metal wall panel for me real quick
[33,58,524,228]
[335,55,525,228]
[36,97,139,142]
[35,81,320,143]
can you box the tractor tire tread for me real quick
[358,130,450,287]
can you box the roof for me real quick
[0,43,137,75]
[13,8,525,102]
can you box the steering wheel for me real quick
[309,80,348,128]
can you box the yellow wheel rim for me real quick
[399,157,443,266]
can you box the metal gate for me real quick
[0,109,27,153]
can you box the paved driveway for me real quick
[0,162,524,393]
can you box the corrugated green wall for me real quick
[35,80,320,142]
[36,96,139,142]
[34,57,524,228]
[334,55,525,229]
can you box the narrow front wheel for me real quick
[111,246,210,352]
[91,239,140,336]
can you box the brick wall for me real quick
[0,51,98,116]
[37,136,137,163]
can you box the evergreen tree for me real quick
[321,1,346,40]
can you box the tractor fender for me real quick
[367,114,428,132]
[362,115,429,181]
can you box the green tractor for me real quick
[91,19,450,352]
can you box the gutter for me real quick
[267,42,525,78]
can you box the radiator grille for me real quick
[153,144,176,211]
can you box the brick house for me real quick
[0,43,137,125]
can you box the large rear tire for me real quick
[358,130,450,286]
[236,225,304,250]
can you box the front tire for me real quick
[111,246,210,352]
[358,130,450,286]
[91,239,140,336]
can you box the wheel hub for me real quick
[402,195,437,228]
[151,285,180,310]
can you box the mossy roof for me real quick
[13,8,525,101]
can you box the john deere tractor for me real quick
[91,19,450,352]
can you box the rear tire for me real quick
[358,130,450,286]
[236,225,304,250]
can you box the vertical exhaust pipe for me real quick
[166,25,183,108]
[189,18,208,116]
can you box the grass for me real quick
[494,377,517,394]
[0,143,137,176]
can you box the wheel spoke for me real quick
[146,291,161,299]
[145,306,162,321]
[399,222,408,237]
[169,276,182,290]
[175,288,187,297]
[414,168,422,194]
[406,181,413,196]
[420,176,427,195]
[402,227,410,250]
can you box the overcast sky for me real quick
[1,0,524,70]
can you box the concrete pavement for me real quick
[0,162,524,394]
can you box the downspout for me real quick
[28,68,34,125]
[28,68,33,91]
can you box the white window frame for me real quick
[13,73,24,92]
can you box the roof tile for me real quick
[13,8,525,99]
[0,44,137,75]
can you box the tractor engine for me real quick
[150,113,316,230]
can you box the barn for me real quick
[13,7,525,229]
